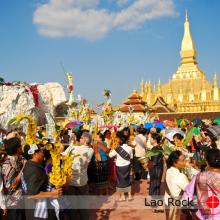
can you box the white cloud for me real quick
[116,0,131,7]
[33,0,175,40]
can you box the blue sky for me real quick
[0,0,220,107]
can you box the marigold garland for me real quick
[8,115,76,188]
[8,114,37,145]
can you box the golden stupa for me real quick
[140,11,220,113]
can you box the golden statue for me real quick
[66,72,74,105]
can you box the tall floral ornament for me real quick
[101,89,114,125]
[127,105,135,125]
[66,72,78,120]
[78,98,91,129]
[66,72,74,105]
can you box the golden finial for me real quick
[158,78,161,86]
[145,81,149,93]
[157,79,162,96]
[214,73,218,87]
[141,79,145,97]
[185,9,188,22]
[168,78,172,92]
[148,81,152,93]
[132,89,137,94]
[213,73,219,101]
[153,84,156,92]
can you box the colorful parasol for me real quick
[155,122,165,129]
[192,118,202,127]
[163,120,176,128]
[165,128,185,141]
[65,121,83,129]
[144,123,153,129]
[178,118,191,128]
[99,125,118,130]
[193,127,200,136]
[214,117,220,125]
[206,125,220,138]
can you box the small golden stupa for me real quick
[140,11,220,113]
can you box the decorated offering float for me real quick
[0,78,67,128]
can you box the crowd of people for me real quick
[0,118,220,220]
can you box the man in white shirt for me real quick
[132,128,148,180]
[164,167,189,203]
[65,132,94,220]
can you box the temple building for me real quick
[139,12,220,116]
[118,90,148,114]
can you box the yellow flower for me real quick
[45,144,52,150]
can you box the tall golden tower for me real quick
[140,11,220,113]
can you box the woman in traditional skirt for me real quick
[104,130,116,189]
[109,134,133,201]
[92,132,109,195]
[148,133,164,212]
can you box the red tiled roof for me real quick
[118,90,149,113]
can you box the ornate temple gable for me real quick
[118,90,149,113]
[151,97,175,113]
[123,90,146,105]
[152,97,167,106]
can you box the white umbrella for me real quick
[165,128,185,141]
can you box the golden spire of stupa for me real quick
[214,73,218,87]
[213,73,219,101]
[141,79,145,97]
[153,84,156,92]
[180,10,197,65]
[148,81,152,93]
[145,81,148,94]
[157,79,162,96]
[168,78,172,92]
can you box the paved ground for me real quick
[91,180,166,220]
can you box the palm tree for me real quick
[103,89,111,100]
